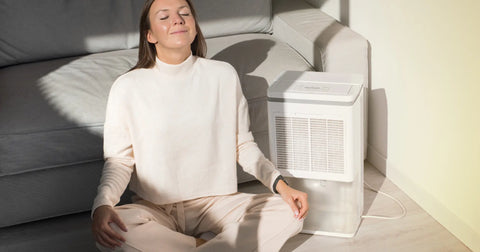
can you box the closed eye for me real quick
[159,13,189,20]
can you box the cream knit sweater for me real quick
[92,55,281,214]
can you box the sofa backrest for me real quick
[0,0,272,68]
[193,0,272,38]
[0,0,143,68]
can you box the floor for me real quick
[280,162,471,252]
[0,162,471,251]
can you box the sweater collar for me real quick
[154,53,195,76]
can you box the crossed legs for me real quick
[95,193,302,252]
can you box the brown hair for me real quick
[130,0,207,71]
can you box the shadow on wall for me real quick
[340,0,350,26]
[367,88,389,175]
[360,41,389,217]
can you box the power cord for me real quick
[361,181,407,220]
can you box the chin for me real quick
[172,41,194,48]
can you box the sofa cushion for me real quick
[0,0,143,67]
[0,160,135,228]
[0,49,138,177]
[0,161,103,227]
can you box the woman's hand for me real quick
[276,180,309,220]
[92,205,128,249]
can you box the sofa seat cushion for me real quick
[0,49,138,177]
[0,161,103,227]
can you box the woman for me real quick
[91,0,308,251]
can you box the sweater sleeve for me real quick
[91,80,134,218]
[234,71,282,193]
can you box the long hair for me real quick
[130,0,207,71]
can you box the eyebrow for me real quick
[155,5,189,15]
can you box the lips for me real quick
[170,30,187,35]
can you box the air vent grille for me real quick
[275,116,344,174]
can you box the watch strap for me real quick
[273,175,288,194]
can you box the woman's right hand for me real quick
[92,205,128,249]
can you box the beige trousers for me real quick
[96,192,303,252]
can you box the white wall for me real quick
[310,0,480,251]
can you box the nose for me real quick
[171,13,185,25]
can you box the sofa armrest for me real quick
[272,0,369,88]
[272,0,369,159]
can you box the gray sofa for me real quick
[0,0,368,250]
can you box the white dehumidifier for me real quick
[267,71,365,237]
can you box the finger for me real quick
[297,197,309,219]
[96,234,109,248]
[97,233,117,249]
[112,213,128,233]
[298,207,308,219]
[295,198,303,209]
[101,233,121,248]
[100,230,123,248]
[285,198,300,218]
[105,223,126,243]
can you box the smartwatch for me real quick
[273,175,288,194]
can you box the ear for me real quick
[147,30,157,44]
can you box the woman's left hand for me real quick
[276,180,309,220]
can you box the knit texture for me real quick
[92,55,281,216]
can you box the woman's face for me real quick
[147,0,197,57]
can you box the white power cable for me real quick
[361,181,407,220]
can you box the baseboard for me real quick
[366,144,386,175]
[386,162,479,252]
